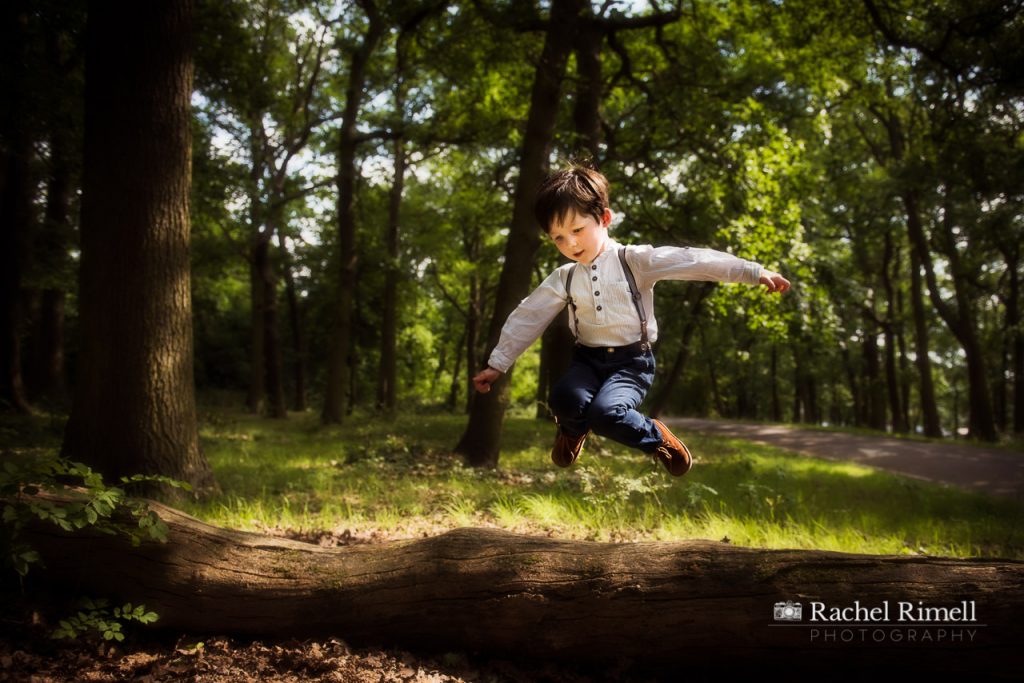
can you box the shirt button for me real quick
[591,265,597,270]
[596,305,603,311]
[594,291,600,296]
[592,276,597,281]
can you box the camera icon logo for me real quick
[774,601,802,622]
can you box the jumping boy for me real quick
[472,165,790,476]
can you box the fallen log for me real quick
[22,499,1024,675]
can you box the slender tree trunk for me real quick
[455,0,585,466]
[464,274,480,415]
[770,344,782,422]
[246,208,266,414]
[259,222,286,419]
[895,261,912,432]
[62,0,214,498]
[277,231,307,412]
[377,136,404,413]
[881,232,907,432]
[447,325,464,413]
[903,194,943,437]
[322,2,385,424]
[863,315,887,431]
[842,345,861,427]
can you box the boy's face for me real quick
[547,208,611,264]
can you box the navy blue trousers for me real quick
[548,344,663,453]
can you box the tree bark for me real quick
[260,221,287,419]
[377,135,404,414]
[23,500,1024,675]
[246,212,266,414]
[881,232,907,432]
[455,0,585,466]
[322,0,386,424]
[62,0,215,498]
[863,316,887,431]
[278,231,307,412]
[903,208,943,437]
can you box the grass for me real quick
[3,407,1021,559]
[176,407,1023,559]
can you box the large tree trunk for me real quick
[23,500,1024,675]
[455,0,585,466]
[62,0,214,498]
[322,0,385,425]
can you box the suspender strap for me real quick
[564,247,648,350]
[564,264,581,343]
[618,247,650,350]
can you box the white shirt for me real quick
[486,238,764,373]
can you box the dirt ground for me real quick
[0,591,664,683]
[667,418,1024,499]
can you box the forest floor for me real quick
[3,409,1022,681]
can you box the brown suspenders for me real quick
[564,247,650,351]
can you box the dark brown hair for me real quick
[534,164,610,233]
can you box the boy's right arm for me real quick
[478,266,570,382]
[472,367,503,393]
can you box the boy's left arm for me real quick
[629,244,789,293]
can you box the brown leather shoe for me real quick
[651,418,692,476]
[551,428,588,468]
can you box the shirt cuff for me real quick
[487,351,513,374]
[745,261,764,284]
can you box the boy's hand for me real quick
[472,367,503,393]
[759,270,791,294]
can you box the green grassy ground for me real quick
[177,408,1023,559]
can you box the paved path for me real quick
[663,417,1024,499]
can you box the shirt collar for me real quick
[588,237,620,266]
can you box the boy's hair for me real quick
[534,165,610,233]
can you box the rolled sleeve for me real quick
[486,266,570,373]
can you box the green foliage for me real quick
[50,597,159,642]
[0,454,191,578]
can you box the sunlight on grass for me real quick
[173,408,1024,559]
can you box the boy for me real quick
[472,166,790,475]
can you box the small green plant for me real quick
[51,597,159,642]
[576,464,674,510]
[1,454,191,577]
[1,453,190,642]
